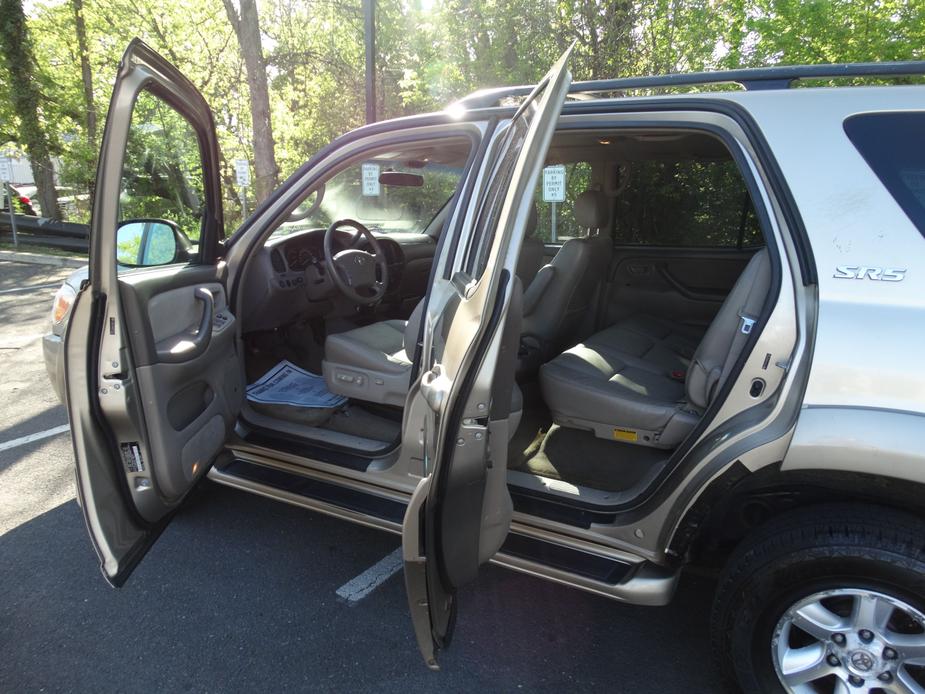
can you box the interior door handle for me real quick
[155,287,214,363]
[627,263,653,276]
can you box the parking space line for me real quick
[0,424,71,452]
[0,282,62,295]
[335,548,403,604]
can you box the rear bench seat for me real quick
[539,249,771,449]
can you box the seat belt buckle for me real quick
[669,369,686,382]
[739,313,757,335]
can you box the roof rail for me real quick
[454,61,925,109]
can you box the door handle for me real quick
[627,263,653,276]
[156,287,214,363]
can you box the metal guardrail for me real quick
[0,214,89,253]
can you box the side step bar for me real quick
[209,457,678,606]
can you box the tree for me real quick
[0,0,60,219]
[71,0,97,149]
[221,0,279,203]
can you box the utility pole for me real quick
[364,0,376,123]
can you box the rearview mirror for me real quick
[379,171,423,187]
[116,219,184,267]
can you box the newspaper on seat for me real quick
[246,360,347,409]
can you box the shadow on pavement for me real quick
[0,480,723,693]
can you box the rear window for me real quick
[844,112,925,238]
[613,158,763,248]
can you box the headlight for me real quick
[51,283,77,325]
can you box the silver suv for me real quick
[56,40,925,692]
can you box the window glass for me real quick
[465,118,528,279]
[532,161,593,242]
[613,158,762,247]
[272,155,464,239]
[844,112,925,238]
[119,89,205,261]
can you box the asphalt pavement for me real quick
[0,259,726,693]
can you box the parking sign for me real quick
[234,159,250,188]
[542,165,566,202]
[361,162,380,196]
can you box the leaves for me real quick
[2,0,921,227]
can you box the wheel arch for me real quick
[668,464,925,565]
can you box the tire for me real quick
[710,503,925,693]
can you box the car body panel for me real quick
[42,42,925,640]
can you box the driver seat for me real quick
[322,297,524,439]
[323,301,424,408]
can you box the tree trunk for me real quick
[72,0,97,149]
[222,0,278,203]
[0,0,61,219]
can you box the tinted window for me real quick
[844,112,925,237]
[532,161,593,242]
[613,158,762,247]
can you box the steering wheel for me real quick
[323,219,389,305]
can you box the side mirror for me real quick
[116,219,186,267]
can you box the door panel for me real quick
[119,266,241,509]
[602,247,758,331]
[64,39,234,585]
[401,45,573,669]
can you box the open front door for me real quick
[65,40,241,586]
[401,47,573,668]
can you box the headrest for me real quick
[574,190,608,229]
[525,202,538,238]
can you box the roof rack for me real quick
[455,61,925,109]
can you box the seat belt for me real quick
[714,261,766,402]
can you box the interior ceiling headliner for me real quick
[546,129,731,164]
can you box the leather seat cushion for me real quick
[324,320,411,375]
[539,249,770,449]
[588,315,703,376]
[541,338,686,433]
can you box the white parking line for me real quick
[0,424,71,452]
[0,282,62,295]
[335,548,403,604]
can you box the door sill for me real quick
[208,457,676,606]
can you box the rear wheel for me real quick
[710,504,925,693]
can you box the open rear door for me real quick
[65,40,241,586]
[401,47,573,668]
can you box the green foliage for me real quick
[8,0,923,235]
[613,159,762,247]
[120,91,205,241]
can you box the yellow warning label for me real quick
[613,428,638,442]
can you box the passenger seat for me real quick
[539,248,771,449]
[520,190,612,364]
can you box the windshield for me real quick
[271,142,470,239]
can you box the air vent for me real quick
[270,249,286,273]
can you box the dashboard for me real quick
[268,227,404,287]
[240,227,434,333]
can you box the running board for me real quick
[209,458,677,606]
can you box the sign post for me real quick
[0,158,18,248]
[542,165,566,242]
[234,159,251,218]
